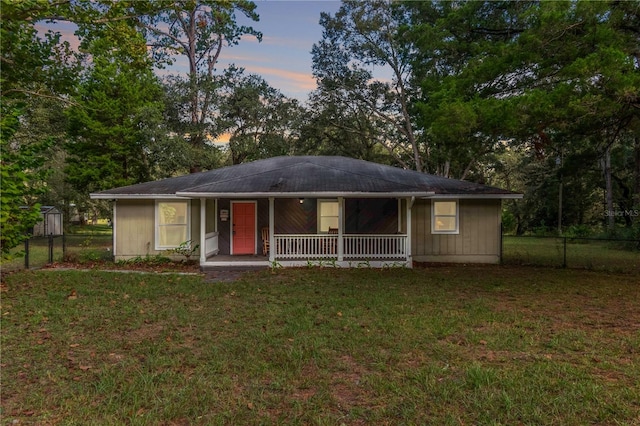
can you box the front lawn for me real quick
[1,266,639,425]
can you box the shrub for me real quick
[166,240,199,263]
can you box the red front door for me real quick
[232,202,256,255]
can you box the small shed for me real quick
[32,206,63,236]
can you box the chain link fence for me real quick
[502,235,640,273]
[3,232,638,274]
[2,233,113,272]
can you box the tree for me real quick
[311,0,422,171]
[217,67,304,164]
[65,20,166,194]
[0,107,52,258]
[0,0,77,257]
[405,1,640,232]
[139,0,261,172]
[298,89,395,165]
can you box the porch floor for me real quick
[201,254,271,269]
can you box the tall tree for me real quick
[139,0,261,172]
[311,0,422,171]
[65,20,166,194]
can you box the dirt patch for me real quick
[42,260,201,274]
[203,268,263,283]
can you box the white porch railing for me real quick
[275,234,338,259]
[204,231,219,257]
[274,234,407,260]
[344,234,406,259]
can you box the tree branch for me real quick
[1,89,81,107]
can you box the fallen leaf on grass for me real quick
[78,365,92,371]
[67,290,78,300]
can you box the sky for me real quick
[203,0,342,102]
[38,1,342,103]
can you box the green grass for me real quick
[68,223,113,235]
[2,266,639,425]
[503,236,640,273]
[1,233,113,272]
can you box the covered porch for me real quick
[197,196,416,268]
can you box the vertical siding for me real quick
[217,199,231,255]
[116,199,201,259]
[191,199,201,253]
[412,199,501,259]
[414,200,426,251]
[205,199,217,233]
[115,200,155,257]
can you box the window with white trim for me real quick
[156,200,190,249]
[432,200,459,234]
[318,199,339,233]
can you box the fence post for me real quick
[499,223,504,265]
[24,238,30,269]
[563,237,567,268]
[48,233,54,264]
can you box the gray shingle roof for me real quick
[90,156,521,199]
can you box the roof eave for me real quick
[176,191,434,198]
[175,191,437,198]
[90,193,185,200]
[92,191,523,200]
[423,193,523,199]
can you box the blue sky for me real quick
[38,1,341,102]
[215,1,342,102]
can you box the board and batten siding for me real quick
[412,199,501,264]
[114,199,201,261]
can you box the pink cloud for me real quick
[248,66,317,91]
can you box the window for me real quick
[156,200,190,249]
[432,200,459,234]
[318,199,339,233]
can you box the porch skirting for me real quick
[200,258,412,269]
[201,232,412,269]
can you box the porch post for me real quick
[268,197,275,263]
[338,196,344,261]
[214,198,218,232]
[406,197,414,268]
[199,198,206,264]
